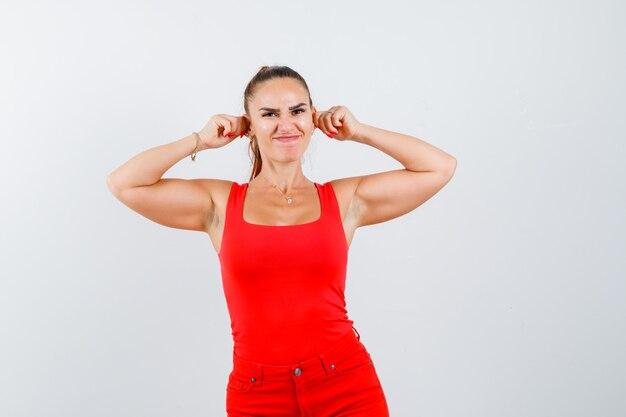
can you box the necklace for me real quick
[259,172,298,205]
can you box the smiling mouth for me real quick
[274,135,300,142]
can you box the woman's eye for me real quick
[262,109,305,117]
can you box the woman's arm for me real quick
[106,134,216,232]
[353,123,456,173]
[348,122,457,227]
[107,134,200,190]
[106,114,245,232]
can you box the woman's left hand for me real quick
[313,105,363,141]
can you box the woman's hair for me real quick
[243,65,314,181]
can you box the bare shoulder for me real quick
[199,178,235,204]
[328,177,360,202]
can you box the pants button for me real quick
[330,364,335,370]
[293,367,302,376]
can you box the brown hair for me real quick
[243,65,314,182]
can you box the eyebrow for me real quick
[258,103,307,112]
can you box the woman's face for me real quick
[245,77,317,163]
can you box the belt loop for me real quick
[256,363,263,386]
[318,354,329,376]
[352,326,361,341]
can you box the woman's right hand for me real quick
[196,114,249,149]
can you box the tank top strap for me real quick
[222,181,241,227]
[319,181,347,249]
[319,181,341,223]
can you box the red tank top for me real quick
[217,181,353,365]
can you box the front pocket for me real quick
[226,371,256,392]
[335,347,374,374]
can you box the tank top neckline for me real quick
[240,182,323,228]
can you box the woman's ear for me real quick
[242,114,252,137]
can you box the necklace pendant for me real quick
[287,197,293,205]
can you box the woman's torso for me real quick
[208,179,359,364]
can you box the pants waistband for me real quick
[231,326,363,381]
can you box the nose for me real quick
[277,112,296,123]
[276,113,300,130]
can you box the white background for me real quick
[1,1,624,416]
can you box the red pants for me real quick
[225,327,390,416]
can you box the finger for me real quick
[320,116,336,137]
[228,116,245,138]
[213,119,226,136]
[317,114,329,134]
[221,114,243,138]
[325,112,339,135]
[330,111,343,128]
[219,118,234,138]
[324,121,337,139]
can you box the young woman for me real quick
[107,65,456,416]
